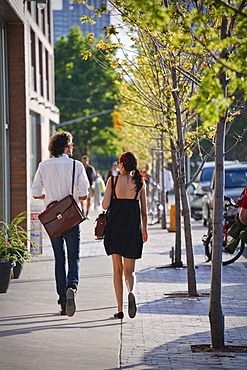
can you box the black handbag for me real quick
[94,211,107,239]
[94,175,118,239]
[38,160,86,239]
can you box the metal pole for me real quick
[56,110,113,128]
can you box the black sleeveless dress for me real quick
[104,178,143,259]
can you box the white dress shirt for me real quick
[164,169,174,192]
[32,154,89,208]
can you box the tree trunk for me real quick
[209,79,227,349]
[171,139,182,267]
[209,15,229,350]
[209,116,225,349]
[180,182,197,296]
[171,67,197,296]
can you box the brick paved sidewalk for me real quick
[75,208,247,369]
[72,208,247,369]
[0,206,246,370]
[118,220,247,369]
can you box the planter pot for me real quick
[0,261,14,293]
[12,261,23,279]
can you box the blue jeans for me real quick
[51,225,80,305]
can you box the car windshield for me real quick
[201,167,214,182]
[225,169,247,188]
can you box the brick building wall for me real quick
[0,1,59,227]
[7,23,27,218]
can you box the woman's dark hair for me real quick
[48,132,72,157]
[119,152,144,193]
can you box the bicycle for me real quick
[202,196,245,265]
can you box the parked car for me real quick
[190,161,236,222]
[190,162,215,221]
[201,162,247,226]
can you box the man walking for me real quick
[164,165,174,203]
[32,132,89,316]
[81,155,96,219]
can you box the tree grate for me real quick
[191,344,247,353]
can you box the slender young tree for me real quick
[76,0,247,348]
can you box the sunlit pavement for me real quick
[0,202,246,369]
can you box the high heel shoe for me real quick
[114,311,124,319]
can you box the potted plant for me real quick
[0,212,33,291]
[0,240,16,293]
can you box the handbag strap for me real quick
[71,160,75,196]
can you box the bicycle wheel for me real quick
[203,229,245,266]
[203,227,212,262]
[222,237,245,266]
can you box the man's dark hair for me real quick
[48,131,72,157]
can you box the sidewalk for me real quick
[0,207,246,369]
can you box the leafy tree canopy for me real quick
[55,26,120,157]
[76,0,247,162]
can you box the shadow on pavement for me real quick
[0,315,123,338]
[141,326,247,369]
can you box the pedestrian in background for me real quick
[106,161,119,180]
[81,155,96,219]
[164,164,174,203]
[237,185,247,225]
[102,151,148,320]
[94,173,106,210]
[141,163,153,201]
[225,185,247,254]
[32,132,89,316]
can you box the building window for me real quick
[39,41,43,96]
[31,30,37,91]
[47,1,51,43]
[36,4,39,24]
[50,120,56,136]
[40,9,44,34]
[30,112,41,183]
[45,49,49,100]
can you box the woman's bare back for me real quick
[114,174,140,199]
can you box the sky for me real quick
[51,0,134,59]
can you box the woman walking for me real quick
[102,152,148,319]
